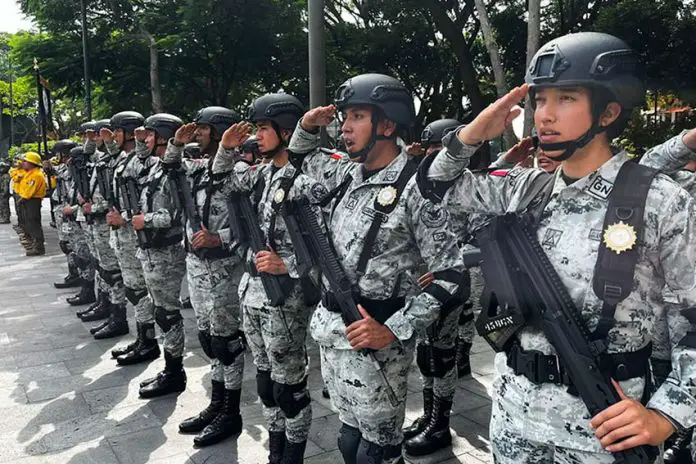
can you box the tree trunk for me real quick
[473,0,516,148]
[142,28,163,113]
[524,0,541,137]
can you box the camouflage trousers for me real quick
[187,252,245,390]
[419,302,463,399]
[321,340,414,449]
[243,281,312,443]
[137,243,186,357]
[73,221,95,281]
[111,226,152,323]
[88,219,125,305]
[0,195,10,223]
[460,266,484,343]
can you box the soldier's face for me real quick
[195,124,212,150]
[114,129,126,148]
[340,106,373,154]
[255,121,281,153]
[534,86,593,158]
[145,130,157,152]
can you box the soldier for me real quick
[163,107,246,448]
[66,122,99,306]
[423,32,696,462]
[0,160,11,224]
[51,140,81,288]
[131,113,188,399]
[633,133,696,464]
[288,73,465,464]
[78,119,129,341]
[212,93,327,464]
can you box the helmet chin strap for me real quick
[540,122,606,162]
[261,124,287,159]
[348,112,392,163]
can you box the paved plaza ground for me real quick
[0,199,494,463]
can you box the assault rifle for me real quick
[286,197,399,407]
[120,177,150,250]
[96,163,118,231]
[227,191,293,306]
[73,163,93,223]
[475,214,656,464]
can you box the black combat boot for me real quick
[664,427,694,464]
[139,351,186,398]
[403,388,433,440]
[89,319,110,335]
[404,397,453,456]
[80,294,112,322]
[281,439,307,464]
[54,262,80,288]
[268,431,286,464]
[93,304,129,339]
[193,388,243,447]
[179,380,225,434]
[455,338,472,378]
[117,323,160,365]
[76,289,105,317]
[67,279,96,306]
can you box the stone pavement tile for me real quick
[0,392,92,440]
[469,352,495,376]
[305,449,342,464]
[21,402,162,456]
[306,413,341,452]
[457,374,494,399]
[108,424,192,463]
[451,389,492,415]
[0,382,29,407]
[13,438,120,464]
[23,368,129,403]
[470,337,492,356]
[463,404,491,429]
[13,343,105,368]
[148,453,195,463]
[0,355,18,370]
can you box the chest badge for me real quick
[274,188,285,203]
[376,186,397,207]
[603,222,636,254]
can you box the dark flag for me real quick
[33,58,52,160]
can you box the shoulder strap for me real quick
[268,170,302,252]
[356,158,419,277]
[591,162,659,341]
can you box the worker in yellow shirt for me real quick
[15,152,47,256]
[9,161,28,243]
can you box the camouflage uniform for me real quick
[426,128,696,462]
[83,140,125,307]
[104,140,155,326]
[163,142,246,391]
[136,153,187,359]
[0,164,11,223]
[290,125,465,460]
[212,144,328,447]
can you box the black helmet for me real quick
[248,94,304,130]
[144,113,183,141]
[240,136,260,158]
[77,121,96,134]
[183,142,202,159]
[335,73,415,127]
[421,119,462,147]
[93,119,113,132]
[69,146,86,160]
[110,111,145,134]
[53,139,78,155]
[525,32,644,160]
[193,106,240,138]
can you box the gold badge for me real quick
[274,189,285,203]
[377,186,397,207]
[603,222,637,254]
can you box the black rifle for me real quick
[120,177,151,250]
[168,168,209,260]
[74,162,93,224]
[227,191,292,306]
[476,214,656,464]
[96,163,118,231]
[286,197,399,407]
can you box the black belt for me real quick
[322,292,405,325]
[506,342,652,387]
[141,234,183,250]
[188,245,233,260]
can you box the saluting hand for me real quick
[590,379,675,452]
[406,143,425,157]
[300,105,336,132]
[346,305,397,350]
[85,129,99,142]
[221,123,253,150]
[174,123,197,146]
[134,126,147,142]
[100,128,115,144]
[458,84,528,145]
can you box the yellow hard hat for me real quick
[50,156,60,165]
[22,152,43,166]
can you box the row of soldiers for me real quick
[34,30,696,464]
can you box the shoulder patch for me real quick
[330,153,343,161]
[309,183,328,203]
[489,169,509,177]
[420,202,448,228]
